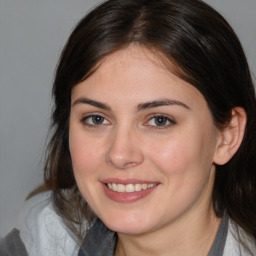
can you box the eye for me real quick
[147,115,176,128]
[81,114,110,126]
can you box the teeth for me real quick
[126,184,134,192]
[117,184,125,192]
[142,184,147,190]
[106,183,156,193]
[135,184,141,191]
[112,183,117,191]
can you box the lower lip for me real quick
[102,183,158,203]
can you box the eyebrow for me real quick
[72,98,111,111]
[137,98,190,111]
[72,97,190,111]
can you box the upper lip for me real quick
[101,178,159,185]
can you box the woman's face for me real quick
[69,46,221,235]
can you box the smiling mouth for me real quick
[106,183,157,193]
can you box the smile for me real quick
[106,183,157,193]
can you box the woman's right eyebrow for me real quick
[72,97,112,111]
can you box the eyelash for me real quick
[146,114,176,129]
[80,114,176,129]
[81,114,110,127]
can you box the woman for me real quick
[1,0,255,255]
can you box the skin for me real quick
[69,46,225,256]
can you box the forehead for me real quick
[71,45,206,110]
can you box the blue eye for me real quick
[82,115,110,126]
[148,115,175,128]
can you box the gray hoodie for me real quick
[0,192,255,256]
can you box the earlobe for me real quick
[213,107,247,165]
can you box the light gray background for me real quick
[0,0,255,237]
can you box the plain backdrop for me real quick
[0,0,255,237]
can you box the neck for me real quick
[115,207,221,256]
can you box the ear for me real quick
[213,107,247,165]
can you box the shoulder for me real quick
[1,191,83,256]
[0,229,28,256]
[224,218,256,256]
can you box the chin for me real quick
[105,222,149,235]
[99,212,155,235]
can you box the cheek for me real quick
[150,137,192,167]
[147,129,215,177]
[69,129,104,176]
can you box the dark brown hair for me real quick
[44,0,256,245]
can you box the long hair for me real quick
[44,0,256,244]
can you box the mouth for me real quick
[101,180,159,203]
[105,183,157,193]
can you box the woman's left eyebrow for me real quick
[137,99,190,111]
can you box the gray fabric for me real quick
[208,214,229,256]
[0,214,230,256]
[0,228,28,256]
[79,216,229,256]
[78,219,117,256]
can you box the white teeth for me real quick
[142,184,147,190]
[112,183,117,191]
[117,184,125,192]
[135,184,142,191]
[125,184,134,192]
[107,183,156,193]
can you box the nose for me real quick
[105,127,144,169]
